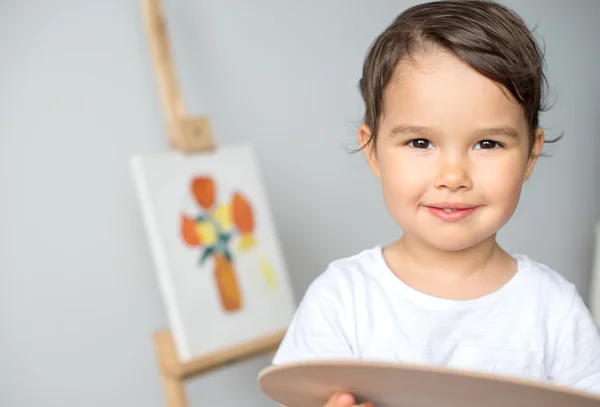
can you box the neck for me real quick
[389,233,505,280]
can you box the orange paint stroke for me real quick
[214,253,242,312]
[181,214,201,246]
[231,192,254,233]
[191,176,215,210]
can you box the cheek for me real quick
[377,152,429,201]
[473,156,527,203]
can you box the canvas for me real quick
[130,143,297,362]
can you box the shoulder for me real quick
[292,246,387,320]
[271,247,384,364]
[304,246,385,299]
[516,257,600,393]
[515,255,576,291]
[512,254,580,317]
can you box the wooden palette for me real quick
[258,360,600,407]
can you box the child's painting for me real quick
[130,143,296,362]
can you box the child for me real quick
[271,0,600,405]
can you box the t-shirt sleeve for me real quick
[271,271,355,365]
[551,289,600,394]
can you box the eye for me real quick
[475,140,501,150]
[408,138,433,149]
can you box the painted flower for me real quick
[179,175,270,313]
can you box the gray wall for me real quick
[1,1,598,406]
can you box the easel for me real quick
[140,0,214,152]
[139,1,285,405]
[151,330,284,407]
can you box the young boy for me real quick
[271,1,600,406]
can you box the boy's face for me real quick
[360,50,544,252]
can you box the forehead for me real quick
[382,50,528,133]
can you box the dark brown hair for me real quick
[358,0,559,155]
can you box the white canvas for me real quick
[130,143,297,362]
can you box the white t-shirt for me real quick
[273,246,600,395]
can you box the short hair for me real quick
[358,0,556,154]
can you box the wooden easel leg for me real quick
[153,330,189,407]
[158,370,188,407]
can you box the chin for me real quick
[410,230,497,253]
[430,238,486,252]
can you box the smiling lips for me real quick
[424,203,480,222]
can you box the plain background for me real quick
[1,0,599,406]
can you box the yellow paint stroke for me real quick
[212,203,233,232]
[238,233,257,251]
[260,253,277,289]
[195,220,217,246]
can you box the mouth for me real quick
[424,203,481,221]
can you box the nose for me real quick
[434,155,473,191]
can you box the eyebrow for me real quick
[389,125,435,138]
[388,124,520,138]
[472,126,520,138]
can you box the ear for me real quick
[523,127,544,183]
[358,123,381,178]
